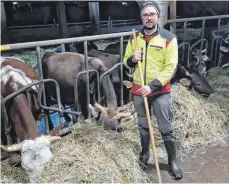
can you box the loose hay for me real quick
[170,84,228,152]
[2,83,228,183]
[35,122,150,183]
[1,48,229,182]
[207,67,229,112]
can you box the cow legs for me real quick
[1,119,7,145]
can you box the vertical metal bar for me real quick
[182,21,187,62]
[36,46,49,135]
[84,41,91,118]
[74,76,80,113]
[210,37,217,61]
[215,18,221,64]
[96,71,101,103]
[200,19,206,51]
[183,21,187,44]
[217,18,223,66]
[218,38,223,66]
[61,44,65,52]
[120,36,124,106]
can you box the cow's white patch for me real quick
[0,65,38,91]
[1,56,26,64]
[0,57,6,64]
[5,57,26,63]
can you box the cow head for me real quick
[178,64,213,96]
[1,57,61,182]
[89,103,133,131]
[1,136,61,182]
[192,48,210,77]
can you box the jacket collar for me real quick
[139,24,160,38]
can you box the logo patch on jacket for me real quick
[150,45,163,51]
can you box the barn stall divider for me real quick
[1,14,229,136]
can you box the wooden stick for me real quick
[132,29,162,184]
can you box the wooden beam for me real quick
[88,2,100,35]
[169,1,176,34]
[1,2,9,44]
[55,2,69,51]
[55,2,68,38]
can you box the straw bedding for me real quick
[1,81,228,183]
[1,49,228,183]
[207,67,229,113]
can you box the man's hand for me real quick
[137,85,152,97]
[132,50,142,63]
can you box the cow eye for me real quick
[195,83,202,87]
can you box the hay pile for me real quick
[170,84,228,151]
[1,82,228,183]
[1,121,150,183]
[207,67,229,113]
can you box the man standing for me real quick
[123,1,183,180]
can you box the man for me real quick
[123,1,183,180]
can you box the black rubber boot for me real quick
[164,140,183,180]
[139,134,150,170]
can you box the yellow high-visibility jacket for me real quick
[123,27,178,96]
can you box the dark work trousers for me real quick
[133,93,175,153]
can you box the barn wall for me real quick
[2,1,229,44]
[1,2,9,44]
[176,1,229,18]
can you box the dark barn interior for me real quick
[1,1,229,44]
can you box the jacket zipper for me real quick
[144,40,149,85]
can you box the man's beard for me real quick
[144,23,156,30]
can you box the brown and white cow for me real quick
[0,56,61,182]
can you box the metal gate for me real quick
[1,14,229,135]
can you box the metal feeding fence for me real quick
[1,14,229,135]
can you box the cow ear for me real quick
[89,104,98,117]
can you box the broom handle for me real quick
[132,29,162,184]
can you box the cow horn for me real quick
[89,104,98,117]
[185,70,193,78]
[125,71,133,78]
[94,102,106,114]
[201,48,206,53]
[1,143,23,152]
[46,136,61,143]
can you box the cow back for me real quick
[1,57,38,80]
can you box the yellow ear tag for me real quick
[123,80,133,89]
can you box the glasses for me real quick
[142,13,157,19]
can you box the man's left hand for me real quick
[137,85,152,97]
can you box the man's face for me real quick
[141,6,158,29]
